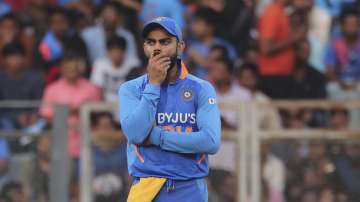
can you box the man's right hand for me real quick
[147,52,171,85]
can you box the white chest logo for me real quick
[157,113,196,124]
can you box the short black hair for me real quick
[59,50,84,63]
[106,36,127,50]
[0,13,20,26]
[48,6,69,23]
[90,111,120,129]
[2,42,25,57]
[193,7,219,27]
[238,63,258,77]
[216,57,234,74]
[210,44,229,59]
[330,108,349,118]
[340,8,359,24]
[97,1,124,17]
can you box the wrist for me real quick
[150,126,162,146]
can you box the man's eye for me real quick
[161,40,171,45]
[146,41,155,45]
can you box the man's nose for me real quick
[154,41,164,50]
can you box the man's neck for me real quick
[112,60,123,68]
[65,78,79,85]
[201,34,214,45]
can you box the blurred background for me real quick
[0,0,360,202]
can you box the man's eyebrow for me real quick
[145,38,156,41]
[159,37,172,42]
[145,37,172,41]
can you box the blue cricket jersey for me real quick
[118,62,221,180]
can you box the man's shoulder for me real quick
[45,79,63,91]
[93,58,112,70]
[185,74,216,93]
[81,25,102,39]
[186,74,209,85]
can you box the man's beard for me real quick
[168,54,178,73]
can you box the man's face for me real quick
[209,61,229,83]
[208,48,226,62]
[108,47,125,66]
[342,15,359,39]
[50,13,69,38]
[238,69,257,91]
[0,18,19,44]
[4,54,24,73]
[96,116,115,131]
[61,59,81,81]
[190,18,210,39]
[101,6,119,29]
[143,27,180,71]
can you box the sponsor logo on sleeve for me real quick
[208,98,216,104]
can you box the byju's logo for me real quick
[157,113,196,124]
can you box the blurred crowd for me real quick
[0,0,359,201]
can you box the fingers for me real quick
[151,51,167,60]
[149,53,171,71]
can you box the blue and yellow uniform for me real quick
[119,61,221,201]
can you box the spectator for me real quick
[207,44,229,62]
[187,7,237,78]
[238,64,282,129]
[329,108,349,129]
[208,57,250,172]
[0,181,26,202]
[325,9,360,128]
[0,42,43,131]
[289,39,326,99]
[35,7,88,77]
[257,0,306,98]
[17,0,51,37]
[91,36,134,103]
[305,0,332,73]
[225,0,256,56]
[28,135,51,202]
[139,0,185,30]
[208,57,250,130]
[39,51,101,158]
[90,111,128,202]
[0,13,36,67]
[81,2,140,66]
[0,14,20,65]
[334,142,360,202]
[325,8,360,82]
[262,143,286,202]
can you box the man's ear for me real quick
[177,41,185,56]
